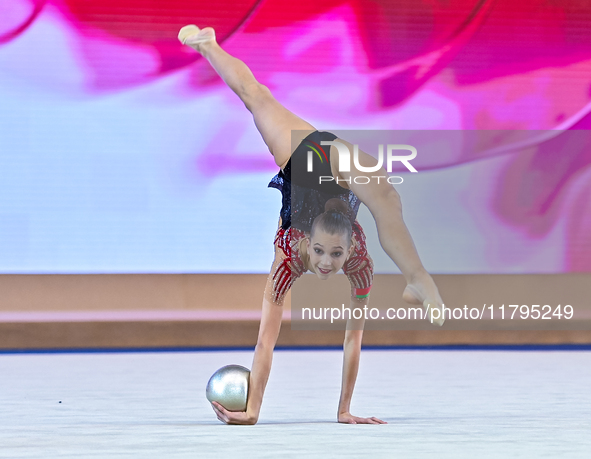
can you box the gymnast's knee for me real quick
[242,83,273,111]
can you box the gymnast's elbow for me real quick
[255,336,276,355]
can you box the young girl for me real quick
[178,25,445,425]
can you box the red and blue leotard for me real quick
[268,131,374,303]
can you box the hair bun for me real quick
[324,198,349,215]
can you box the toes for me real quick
[423,300,445,326]
[178,25,200,44]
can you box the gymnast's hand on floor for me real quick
[211,401,258,425]
[338,412,387,425]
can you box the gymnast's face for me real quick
[307,229,352,280]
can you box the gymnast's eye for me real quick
[314,248,323,255]
[332,252,343,257]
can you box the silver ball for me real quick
[205,364,250,411]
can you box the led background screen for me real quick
[1,0,590,274]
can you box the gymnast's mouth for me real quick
[318,268,331,275]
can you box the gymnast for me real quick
[178,25,445,425]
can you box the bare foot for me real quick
[178,25,216,54]
[403,276,445,327]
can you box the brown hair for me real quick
[310,198,353,244]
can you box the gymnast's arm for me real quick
[337,294,387,425]
[211,252,286,425]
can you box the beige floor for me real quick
[1,349,590,458]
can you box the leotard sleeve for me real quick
[343,222,374,299]
[270,226,307,304]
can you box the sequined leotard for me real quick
[268,131,373,303]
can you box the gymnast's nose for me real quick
[320,254,332,267]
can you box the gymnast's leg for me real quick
[179,26,445,326]
[179,25,314,170]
